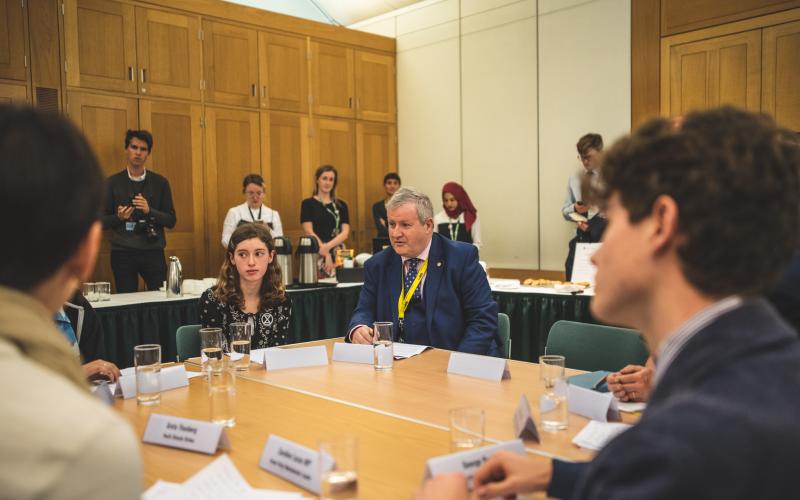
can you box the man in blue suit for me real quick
[347,187,498,355]
[417,108,800,499]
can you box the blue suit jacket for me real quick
[347,233,498,355]
[548,299,800,499]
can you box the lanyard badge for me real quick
[397,259,429,338]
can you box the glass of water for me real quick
[208,359,236,427]
[540,376,569,431]
[373,321,393,371]
[539,355,566,389]
[96,281,111,301]
[228,322,252,371]
[319,435,358,500]
[82,282,98,302]
[200,327,223,373]
[449,407,485,451]
[134,344,161,406]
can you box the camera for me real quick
[133,214,159,242]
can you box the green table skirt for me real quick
[97,286,362,368]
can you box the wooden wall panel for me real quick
[631,0,661,127]
[355,51,396,123]
[762,20,800,131]
[356,121,396,252]
[0,81,28,103]
[258,31,309,113]
[311,41,354,119]
[28,0,62,110]
[202,20,258,108]
[0,0,28,81]
[661,0,800,35]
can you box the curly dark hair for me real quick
[588,107,800,297]
[214,222,285,309]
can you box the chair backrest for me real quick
[497,313,511,359]
[545,320,649,372]
[175,324,202,362]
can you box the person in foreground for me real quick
[0,105,141,498]
[348,187,497,355]
[201,223,291,349]
[418,107,800,499]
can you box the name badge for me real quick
[264,345,329,371]
[447,352,511,381]
[259,434,333,494]
[143,414,230,455]
[513,394,540,442]
[332,342,374,364]
[125,221,136,232]
[423,440,525,488]
[567,384,621,422]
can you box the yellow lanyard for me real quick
[397,259,428,321]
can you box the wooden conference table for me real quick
[116,338,635,499]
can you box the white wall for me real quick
[351,0,630,272]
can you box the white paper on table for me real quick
[572,421,632,451]
[180,454,258,499]
[142,480,182,500]
[616,401,647,413]
[392,343,429,359]
[572,243,601,286]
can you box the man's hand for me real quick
[415,473,469,500]
[606,361,653,402]
[473,451,552,499]
[132,194,150,214]
[116,205,134,221]
[351,325,374,344]
[82,359,122,382]
[577,221,590,232]
[574,201,588,215]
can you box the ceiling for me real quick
[223,0,424,27]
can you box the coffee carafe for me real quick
[273,236,293,287]
[166,256,183,297]
[297,236,319,285]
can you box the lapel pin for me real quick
[437,261,442,267]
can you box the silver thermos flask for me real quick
[166,256,183,297]
[297,236,319,285]
[273,236,293,288]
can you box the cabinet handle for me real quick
[251,84,256,97]
[348,97,353,108]
[140,68,146,83]
[261,85,267,99]
[128,66,134,81]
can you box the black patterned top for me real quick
[199,288,292,349]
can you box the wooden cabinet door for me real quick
[662,30,761,116]
[135,7,201,100]
[202,20,258,108]
[261,111,310,258]
[311,41,354,118]
[258,31,309,113]
[66,91,138,285]
[356,121,397,252]
[311,117,357,248]
[355,51,396,123]
[763,20,800,131]
[204,106,261,274]
[64,0,137,93]
[0,81,28,103]
[0,0,28,81]
[139,100,206,279]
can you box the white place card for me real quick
[250,347,280,365]
[263,346,329,371]
[393,343,430,359]
[572,420,632,451]
[259,434,333,494]
[512,394,539,442]
[568,384,621,422]
[447,352,510,381]
[332,342,374,364]
[91,381,115,406]
[572,243,601,286]
[423,440,525,488]
[143,413,231,455]
[114,365,190,399]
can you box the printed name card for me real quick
[513,394,540,442]
[447,352,510,381]
[264,345,329,371]
[568,384,621,422]
[423,440,525,488]
[259,434,333,494]
[332,342,374,364]
[143,413,230,455]
[113,365,190,400]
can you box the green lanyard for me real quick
[325,202,341,237]
[397,259,429,321]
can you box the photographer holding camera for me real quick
[101,130,176,293]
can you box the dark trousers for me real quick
[111,249,166,293]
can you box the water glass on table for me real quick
[228,322,252,371]
[134,344,161,406]
[539,355,568,431]
[372,321,393,371]
[96,281,111,301]
[199,327,223,373]
[82,282,98,302]
[449,407,485,451]
[208,359,236,427]
[319,435,358,500]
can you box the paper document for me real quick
[572,243,601,286]
[393,343,430,359]
[572,421,632,451]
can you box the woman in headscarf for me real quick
[433,181,482,249]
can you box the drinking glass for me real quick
[540,377,569,431]
[228,322,252,371]
[319,435,358,500]
[372,322,393,371]
[449,407,485,451]
[200,327,223,373]
[539,355,566,388]
[134,344,161,406]
[96,281,111,301]
[82,282,98,302]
